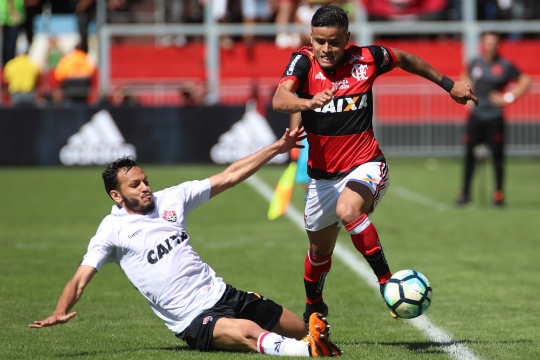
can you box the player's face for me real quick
[311,26,350,71]
[115,166,155,215]
[482,34,500,60]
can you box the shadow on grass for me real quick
[341,338,533,354]
[53,345,191,358]
[53,345,268,358]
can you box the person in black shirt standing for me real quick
[457,32,531,207]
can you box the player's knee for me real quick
[336,201,362,225]
[310,243,333,258]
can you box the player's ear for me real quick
[310,29,313,45]
[345,31,350,45]
[110,190,122,204]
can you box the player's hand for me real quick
[277,126,307,154]
[449,82,478,106]
[307,88,337,110]
[29,312,77,328]
[487,90,506,107]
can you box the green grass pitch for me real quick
[1,159,540,359]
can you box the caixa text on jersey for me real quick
[147,231,189,264]
[314,94,368,113]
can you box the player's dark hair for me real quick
[102,156,139,199]
[311,5,348,31]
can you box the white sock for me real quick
[257,331,310,357]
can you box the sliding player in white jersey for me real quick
[29,127,342,357]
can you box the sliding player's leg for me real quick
[211,309,340,356]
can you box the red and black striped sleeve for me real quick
[366,45,396,77]
[278,52,311,93]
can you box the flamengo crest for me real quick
[163,210,177,222]
[352,64,368,81]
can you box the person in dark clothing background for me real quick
[457,32,531,207]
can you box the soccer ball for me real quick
[383,270,432,319]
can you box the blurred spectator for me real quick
[76,0,128,53]
[2,41,40,107]
[241,0,272,44]
[23,0,42,45]
[180,82,205,106]
[111,86,140,107]
[361,0,448,21]
[1,0,26,65]
[275,0,351,48]
[54,42,96,105]
[275,0,301,48]
[48,87,74,108]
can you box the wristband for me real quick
[438,75,455,92]
[503,92,515,104]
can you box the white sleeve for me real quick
[80,218,117,271]
[168,178,211,214]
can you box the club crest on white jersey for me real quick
[163,210,177,222]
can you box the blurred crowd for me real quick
[1,0,540,108]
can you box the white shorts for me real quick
[304,162,390,232]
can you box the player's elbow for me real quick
[272,95,283,113]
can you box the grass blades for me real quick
[1,159,539,359]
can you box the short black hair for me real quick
[311,5,348,31]
[102,156,139,199]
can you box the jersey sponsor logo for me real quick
[210,101,287,164]
[349,54,364,64]
[286,54,302,76]
[147,231,189,264]
[315,71,326,80]
[352,64,369,81]
[163,210,177,222]
[314,94,368,113]
[381,47,389,67]
[59,109,137,166]
[202,316,213,325]
[128,229,142,239]
[362,174,378,186]
[332,79,349,90]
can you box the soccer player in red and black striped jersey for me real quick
[272,5,478,322]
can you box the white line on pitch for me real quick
[391,185,451,211]
[246,174,480,360]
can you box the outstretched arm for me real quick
[392,48,478,106]
[209,126,306,198]
[29,265,97,328]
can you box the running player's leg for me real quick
[461,117,482,202]
[487,117,505,205]
[336,181,391,291]
[303,224,340,320]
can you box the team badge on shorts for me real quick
[163,210,177,222]
[202,316,213,325]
